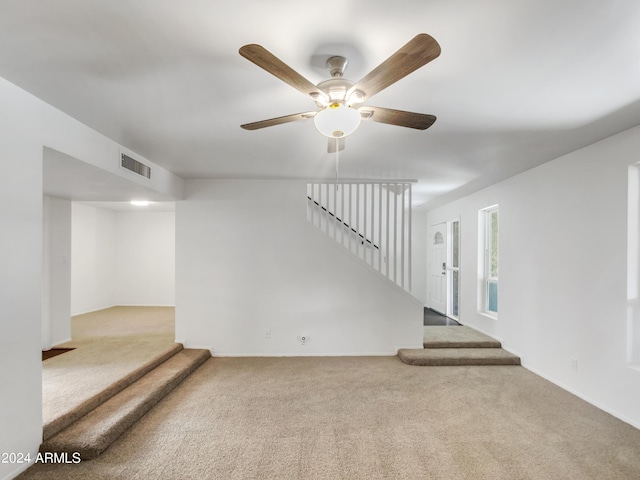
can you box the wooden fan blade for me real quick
[351,34,440,101]
[241,111,316,130]
[359,106,436,130]
[327,137,345,153]
[239,44,326,99]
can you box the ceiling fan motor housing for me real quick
[315,78,354,106]
[326,55,348,77]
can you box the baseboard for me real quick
[70,304,117,316]
[452,326,639,430]
[500,344,524,359]
[71,304,175,316]
[521,360,640,430]
[177,344,212,352]
[116,304,176,307]
[209,352,399,357]
[177,341,401,357]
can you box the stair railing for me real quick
[307,182,413,292]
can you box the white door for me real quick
[428,223,447,314]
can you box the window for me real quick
[479,206,499,316]
[627,165,640,367]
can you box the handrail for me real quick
[307,196,379,249]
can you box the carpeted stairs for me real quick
[398,326,520,366]
[41,345,210,459]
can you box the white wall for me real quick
[0,75,182,480]
[71,204,175,315]
[71,203,117,315]
[411,210,427,305]
[426,124,640,428]
[0,130,44,480]
[115,211,175,306]
[42,196,72,348]
[176,180,423,356]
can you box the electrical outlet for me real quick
[570,357,578,371]
[264,329,271,339]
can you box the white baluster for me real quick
[363,183,367,263]
[385,184,390,279]
[407,183,412,291]
[341,182,345,247]
[325,182,330,237]
[400,183,405,289]
[392,184,397,284]
[348,183,353,253]
[333,182,337,241]
[370,183,375,267]
[311,183,316,227]
[356,183,361,259]
[378,184,382,272]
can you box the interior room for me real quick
[2,1,640,479]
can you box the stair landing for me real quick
[41,347,210,459]
[399,347,520,366]
[399,326,520,366]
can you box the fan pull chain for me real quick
[335,138,339,188]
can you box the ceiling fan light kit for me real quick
[239,34,441,152]
[314,102,361,138]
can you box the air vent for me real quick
[121,153,151,179]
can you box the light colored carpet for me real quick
[423,326,502,348]
[20,357,640,480]
[42,349,210,459]
[43,306,177,439]
[401,326,518,366]
[64,306,175,341]
[398,347,520,366]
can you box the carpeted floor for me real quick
[423,326,501,348]
[42,307,176,437]
[66,306,175,340]
[20,356,640,479]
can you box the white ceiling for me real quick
[43,148,176,210]
[3,0,640,208]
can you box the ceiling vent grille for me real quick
[121,153,151,179]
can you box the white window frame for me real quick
[478,205,499,318]
[627,164,640,368]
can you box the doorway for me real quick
[427,222,447,314]
[427,219,460,320]
[42,148,178,441]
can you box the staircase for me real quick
[398,326,520,366]
[41,345,210,459]
[307,181,413,292]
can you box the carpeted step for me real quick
[423,326,502,349]
[398,347,520,366]
[41,348,211,460]
[43,342,184,441]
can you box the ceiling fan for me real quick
[239,34,441,152]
